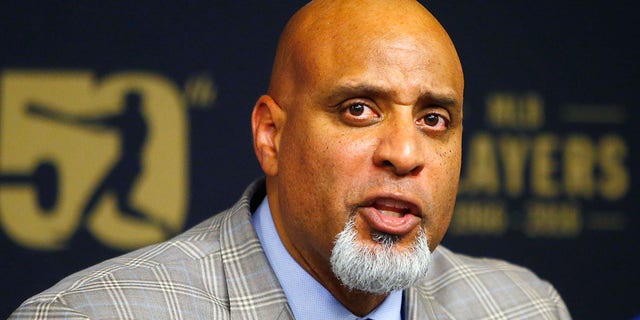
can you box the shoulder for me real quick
[10,180,268,319]
[411,246,571,319]
[9,207,239,320]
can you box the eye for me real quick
[339,101,380,126]
[348,104,366,116]
[417,112,449,132]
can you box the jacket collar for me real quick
[220,179,294,319]
[221,179,449,319]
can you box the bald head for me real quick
[268,0,463,107]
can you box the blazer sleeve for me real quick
[9,300,90,320]
[548,282,572,319]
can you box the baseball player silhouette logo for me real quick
[26,91,174,237]
[0,70,188,250]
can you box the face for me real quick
[255,9,464,291]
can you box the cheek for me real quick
[276,124,371,243]
[286,125,373,184]
[424,143,461,248]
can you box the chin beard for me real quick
[329,217,432,295]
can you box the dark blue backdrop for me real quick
[1,1,637,319]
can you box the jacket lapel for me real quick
[403,247,457,320]
[220,181,294,319]
[404,286,453,320]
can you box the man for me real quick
[11,0,571,319]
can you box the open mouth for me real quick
[372,198,417,218]
[359,197,421,236]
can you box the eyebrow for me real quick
[325,82,460,108]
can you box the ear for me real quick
[252,95,285,176]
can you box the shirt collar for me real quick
[251,197,402,320]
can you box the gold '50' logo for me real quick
[0,70,189,250]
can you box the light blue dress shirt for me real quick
[251,197,402,320]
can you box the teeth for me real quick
[378,209,403,218]
[370,198,419,218]
[375,199,411,213]
[376,198,404,207]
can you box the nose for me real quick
[372,116,426,176]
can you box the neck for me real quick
[329,284,389,316]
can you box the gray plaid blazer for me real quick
[10,180,571,319]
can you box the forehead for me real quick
[299,30,463,106]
